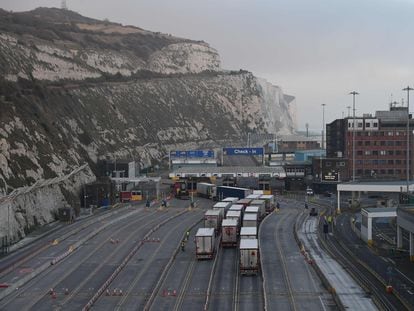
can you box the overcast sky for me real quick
[2,0,414,131]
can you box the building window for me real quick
[388,160,394,165]
[380,150,386,155]
[358,122,363,128]
[380,141,386,146]
[373,122,378,127]
[357,150,363,155]
[387,131,393,136]
[388,169,394,174]
[357,141,363,146]
[357,160,363,165]
[372,150,378,155]
[396,160,402,164]
[365,150,371,155]
[364,169,371,175]
[396,150,402,155]
[387,141,394,146]
[388,150,394,156]
[357,169,363,175]
[373,160,378,165]
[379,160,386,165]
[396,169,401,174]
[365,141,370,146]
[380,169,386,174]
[366,123,371,128]
[326,162,331,167]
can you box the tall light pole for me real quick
[403,86,413,195]
[322,104,326,150]
[349,91,359,182]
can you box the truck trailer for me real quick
[204,209,222,233]
[197,182,217,200]
[216,186,252,201]
[243,213,258,228]
[196,228,216,259]
[248,200,266,220]
[240,238,260,275]
[221,219,238,247]
[240,227,257,239]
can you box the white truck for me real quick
[196,228,216,259]
[221,219,238,247]
[240,238,259,275]
[204,209,222,233]
[240,226,257,239]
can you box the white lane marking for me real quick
[319,295,327,311]
[396,268,414,286]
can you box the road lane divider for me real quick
[82,210,188,311]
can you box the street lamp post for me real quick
[349,91,359,182]
[403,86,413,195]
[322,104,326,150]
[320,104,326,183]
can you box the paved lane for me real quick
[260,205,333,311]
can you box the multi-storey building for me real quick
[326,105,413,181]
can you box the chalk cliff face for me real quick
[0,7,295,240]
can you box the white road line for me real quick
[396,268,414,286]
[318,295,327,311]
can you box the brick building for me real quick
[326,105,413,181]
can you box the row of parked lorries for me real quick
[195,192,275,275]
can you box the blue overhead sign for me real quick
[170,150,215,158]
[223,147,264,156]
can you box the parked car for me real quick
[306,188,314,195]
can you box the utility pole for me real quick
[349,91,359,182]
[403,86,413,195]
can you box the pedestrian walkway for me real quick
[298,216,377,310]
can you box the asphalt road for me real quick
[260,202,335,311]
[0,195,347,311]
[0,197,201,311]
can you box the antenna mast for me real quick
[61,0,68,10]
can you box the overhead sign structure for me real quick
[223,147,264,156]
[170,150,215,158]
